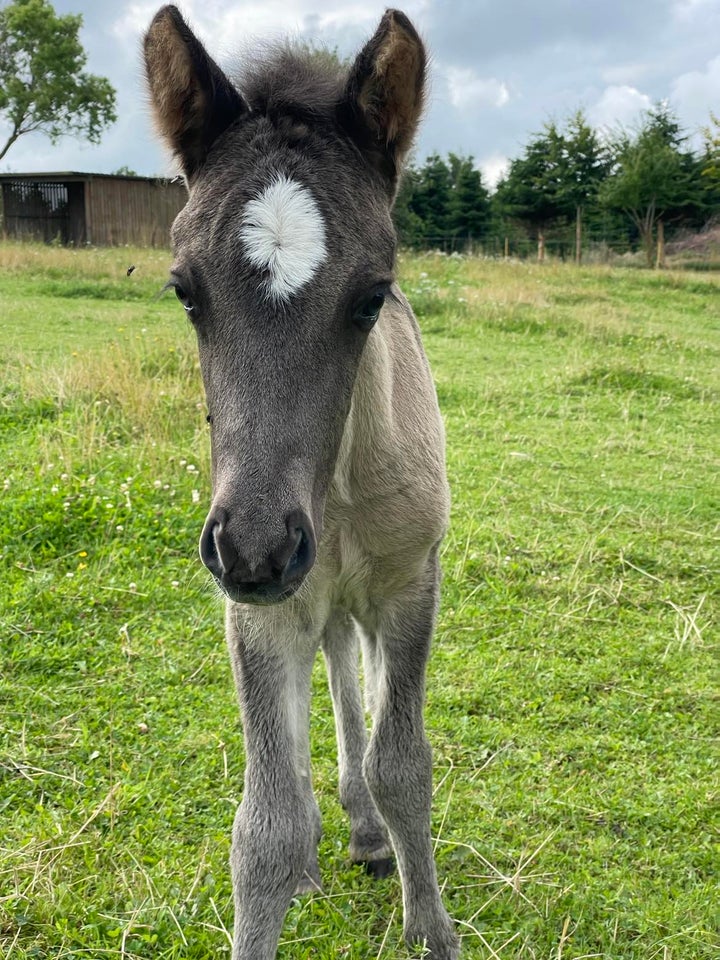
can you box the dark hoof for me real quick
[362,856,395,880]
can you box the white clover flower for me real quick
[192,489,200,504]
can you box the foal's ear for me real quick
[340,9,426,190]
[144,5,248,181]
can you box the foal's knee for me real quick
[231,794,312,894]
[363,728,433,815]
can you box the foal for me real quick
[144,7,459,958]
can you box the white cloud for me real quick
[480,153,510,190]
[2,1,718,182]
[588,84,652,133]
[446,67,510,110]
[673,0,717,22]
[601,63,650,85]
[671,54,720,135]
[111,2,159,43]
[113,1,428,55]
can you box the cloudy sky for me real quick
[2,0,719,187]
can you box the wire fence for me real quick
[398,231,720,269]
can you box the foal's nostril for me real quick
[200,515,238,578]
[199,519,222,576]
[280,516,316,585]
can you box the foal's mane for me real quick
[233,43,349,127]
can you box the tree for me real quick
[600,105,702,267]
[393,165,426,247]
[447,153,491,248]
[697,114,720,223]
[701,113,720,182]
[411,153,453,247]
[0,0,116,162]
[556,111,608,263]
[495,122,566,260]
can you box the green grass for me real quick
[1,242,718,959]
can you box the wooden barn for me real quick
[0,172,187,246]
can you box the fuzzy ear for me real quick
[144,5,248,181]
[339,9,426,189]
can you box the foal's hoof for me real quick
[362,856,395,880]
[294,868,322,895]
[405,912,460,959]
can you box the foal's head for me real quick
[145,5,425,603]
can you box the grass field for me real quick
[0,242,718,960]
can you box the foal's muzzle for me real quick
[199,507,316,604]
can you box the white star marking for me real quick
[239,174,327,302]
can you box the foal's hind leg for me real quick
[361,555,460,959]
[321,610,393,876]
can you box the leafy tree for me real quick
[701,112,720,182]
[600,105,703,266]
[0,0,116,162]
[697,114,720,224]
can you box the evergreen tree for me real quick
[494,122,566,259]
[393,166,426,247]
[557,111,609,262]
[412,153,453,248]
[447,153,491,248]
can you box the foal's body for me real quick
[145,6,459,958]
[227,291,451,954]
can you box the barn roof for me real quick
[0,171,180,184]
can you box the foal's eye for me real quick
[353,291,386,331]
[174,283,195,315]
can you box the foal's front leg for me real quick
[362,555,460,959]
[225,607,320,960]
